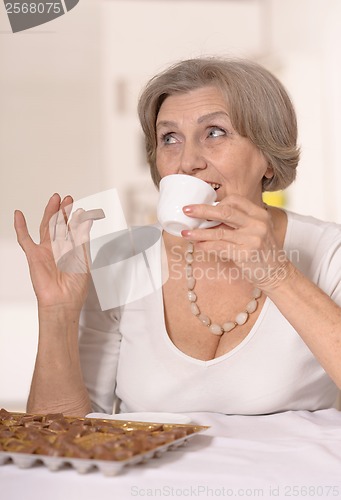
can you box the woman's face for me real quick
[155,86,273,204]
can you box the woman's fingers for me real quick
[182,206,269,246]
[39,193,62,243]
[181,195,287,289]
[50,196,74,243]
[14,210,35,254]
[181,195,278,275]
[16,193,105,275]
[61,196,73,223]
[39,194,74,244]
[53,207,105,274]
[183,194,268,230]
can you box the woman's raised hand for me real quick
[181,194,290,292]
[14,193,94,311]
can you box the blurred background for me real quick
[1,0,340,411]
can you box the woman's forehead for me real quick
[157,86,229,122]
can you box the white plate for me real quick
[86,412,192,425]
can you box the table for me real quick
[2,409,341,500]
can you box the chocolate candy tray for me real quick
[0,409,208,476]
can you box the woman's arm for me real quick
[14,194,94,416]
[265,261,341,388]
[28,306,92,416]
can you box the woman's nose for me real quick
[178,141,207,174]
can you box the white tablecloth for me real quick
[2,409,341,500]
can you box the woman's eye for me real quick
[208,127,226,138]
[161,133,177,145]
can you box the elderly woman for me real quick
[14,57,341,417]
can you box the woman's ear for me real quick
[264,163,274,179]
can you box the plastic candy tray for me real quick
[0,409,208,476]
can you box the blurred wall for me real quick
[0,0,102,409]
[1,0,340,411]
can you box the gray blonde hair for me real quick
[137,57,300,191]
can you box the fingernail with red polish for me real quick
[181,230,192,238]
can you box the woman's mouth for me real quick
[207,182,221,191]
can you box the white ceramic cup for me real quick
[157,174,220,236]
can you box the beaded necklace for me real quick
[185,241,262,336]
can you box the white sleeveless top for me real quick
[79,211,341,415]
